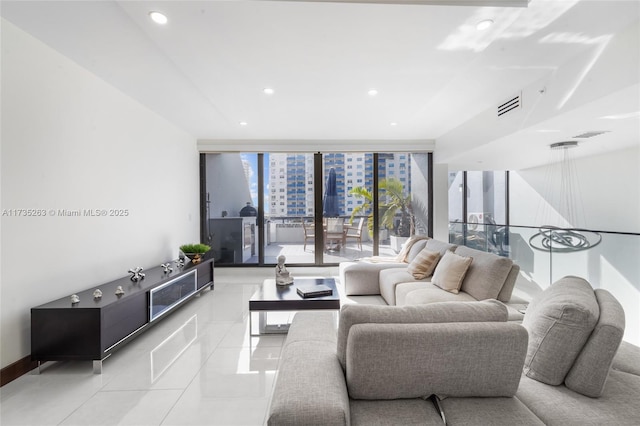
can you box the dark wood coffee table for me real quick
[249,277,340,335]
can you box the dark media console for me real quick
[31,254,214,373]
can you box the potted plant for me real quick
[379,178,414,251]
[179,243,211,263]
[349,178,414,250]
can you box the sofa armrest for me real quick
[268,341,350,426]
[268,312,349,426]
[340,261,406,295]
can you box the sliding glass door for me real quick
[264,153,316,265]
[201,152,432,266]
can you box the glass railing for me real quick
[449,222,640,346]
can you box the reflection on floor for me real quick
[0,267,340,426]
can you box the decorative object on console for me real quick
[179,243,211,264]
[115,286,124,296]
[128,267,145,281]
[161,263,173,274]
[92,289,102,299]
[70,294,79,304]
[175,258,185,268]
[275,255,294,286]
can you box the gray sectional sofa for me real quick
[267,276,640,425]
[339,237,525,319]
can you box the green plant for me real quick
[348,186,375,236]
[380,178,414,237]
[179,243,211,254]
[349,178,414,237]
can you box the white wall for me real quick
[0,20,200,369]
[510,146,640,345]
[511,146,640,233]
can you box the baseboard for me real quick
[1,355,37,387]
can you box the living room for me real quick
[1,0,639,425]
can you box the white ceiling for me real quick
[2,0,639,170]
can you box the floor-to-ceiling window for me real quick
[448,170,509,254]
[376,152,431,254]
[202,152,432,266]
[264,153,316,265]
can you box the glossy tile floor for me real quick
[0,267,341,426]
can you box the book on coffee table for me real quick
[296,284,333,298]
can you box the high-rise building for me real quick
[268,153,411,218]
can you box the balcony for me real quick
[258,216,397,264]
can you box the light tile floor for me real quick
[0,267,341,426]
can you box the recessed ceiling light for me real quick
[368,89,379,97]
[263,87,275,95]
[390,122,398,126]
[239,121,248,126]
[476,19,494,31]
[149,11,168,25]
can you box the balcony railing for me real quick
[449,221,640,346]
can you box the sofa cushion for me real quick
[402,284,478,305]
[407,248,440,279]
[379,268,428,306]
[340,261,407,296]
[454,245,513,301]
[521,276,599,385]
[337,300,508,369]
[612,341,640,376]
[345,322,528,399]
[440,397,545,426]
[516,371,640,426]
[425,239,457,257]
[564,289,625,397]
[349,399,443,425]
[431,251,472,294]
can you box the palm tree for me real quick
[349,178,414,237]
[379,178,414,237]
[348,186,374,236]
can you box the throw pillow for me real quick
[407,248,440,279]
[431,251,472,294]
[396,235,430,263]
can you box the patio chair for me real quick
[345,217,365,250]
[324,217,345,252]
[303,221,315,251]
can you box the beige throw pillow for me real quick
[432,251,473,294]
[407,249,440,279]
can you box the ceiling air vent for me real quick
[572,130,610,139]
[497,93,522,117]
